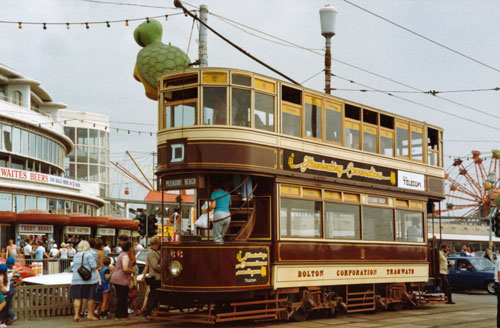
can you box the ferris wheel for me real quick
[441,150,500,217]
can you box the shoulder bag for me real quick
[77,252,92,281]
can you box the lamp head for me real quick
[319,5,338,38]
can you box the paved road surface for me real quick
[12,291,498,328]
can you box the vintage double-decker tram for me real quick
[155,67,445,323]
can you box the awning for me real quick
[17,210,70,225]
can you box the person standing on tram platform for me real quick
[439,243,455,304]
[210,181,231,244]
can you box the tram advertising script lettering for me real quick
[235,249,269,285]
[284,149,396,186]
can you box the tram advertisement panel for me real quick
[235,248,269,285]
[283,149,397,187]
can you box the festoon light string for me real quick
[7,11,194,30]
[37,119,156,136]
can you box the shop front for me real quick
[63,225,91,245]
[96,227,116,246]
[17,223,54,248]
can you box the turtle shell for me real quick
[137,43,190,87]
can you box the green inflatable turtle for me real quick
[133,19,191,100]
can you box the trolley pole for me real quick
[199,5,208,68]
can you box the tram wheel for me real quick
[292,309,310,322]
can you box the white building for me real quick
[0,63,107,246]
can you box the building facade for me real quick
[0,64,109,247]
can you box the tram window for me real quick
[396,210,423,242]
[231,88,251,127]
[325,203,360,240]
[165,102,196,128]
[363,109,378,125]
[411,125,423,161]
[380,129,394,157]
[362,206,394,241]
[164,88,198,102]
[203,87,227,125]
[325,102,341,144]
[281,85,301,105]
[344,120,360,149]
[255,93,274,132]
[380,114,394,129]
[427,127,439,166]
[282,104,301,137]
[345,104,361,120]
[396,121,409,158]
[164,74,198,88]
[232,74,251,87]
[363,125,377,153]
[305,96,322,138]
[280,198,321,238]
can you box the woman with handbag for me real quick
[69,240,99,322]
[111,240,135,320]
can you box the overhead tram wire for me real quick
[331,73,500,133]
[343,0,500,74]
[207,9,500,122]
[173,0,301,86]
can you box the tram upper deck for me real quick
[156,67,444,199]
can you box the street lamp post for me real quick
[319,5,338,95]
[486,172,496,248]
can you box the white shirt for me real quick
[49,248,59,257]
[134,244,144,252]
[23,244,32,256]
[495,259,500,282]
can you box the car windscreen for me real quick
[471,257,495,271]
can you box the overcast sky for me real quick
[1,0,499,205]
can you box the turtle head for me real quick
[134,19,163,47]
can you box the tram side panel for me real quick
[271,242,429,289]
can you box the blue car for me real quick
[447,256,496,294]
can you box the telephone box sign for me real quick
[18,224,53,234]
[397,170,425,191]
[284,149,397,187]
[64,226,91,235]
[119,229,131,236]
[97,228,115,236]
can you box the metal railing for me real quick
[20,258,72,275]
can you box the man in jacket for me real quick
[144,237,162,319]
[439,243,454,304]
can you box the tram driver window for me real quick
[427,127,439,166]
[280,198,321,238]
[396,210,423,242]
[203,87,227,125]
[231,88,251,127]
[325,203,360,240]
[362,206,394,241]
[163,88,197,128]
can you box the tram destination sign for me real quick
[284,149,397,187]
[161,175,203,190]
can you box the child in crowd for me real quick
[98,257,113,319]
[6,258,21,323]
[0,264,10,327]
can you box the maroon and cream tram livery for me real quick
[155,68,445,323]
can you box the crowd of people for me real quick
[69,235,161,322]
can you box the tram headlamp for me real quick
[169,260,183,277]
